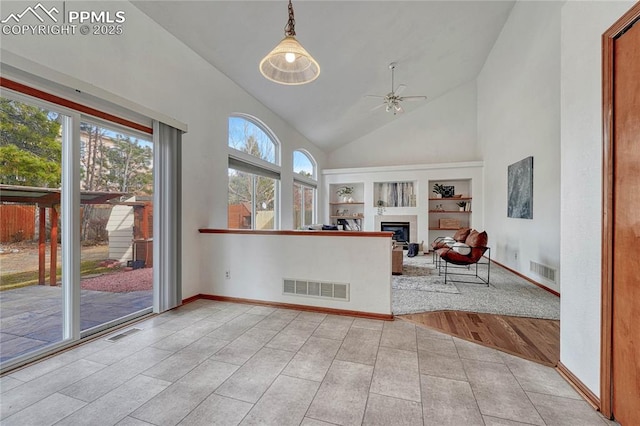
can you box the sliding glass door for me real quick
[78,121,153,336]
[0,94,154,369]
[0,96,67,363]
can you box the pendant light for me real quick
[259,0,320,85]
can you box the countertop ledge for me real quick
[198,228,394,238]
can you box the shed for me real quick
[105,195,153,266]
[106,196,135,263]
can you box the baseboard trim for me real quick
[181,294,201,305]
[556,362,601,411]
[182,294,394,321]
[490,259,560,297]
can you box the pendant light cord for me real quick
[284,0,296,36]
[391,64,396,93]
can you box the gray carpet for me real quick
[392,254,560,319]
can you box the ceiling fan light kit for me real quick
[260,0,320,85]
[367,62,427,115]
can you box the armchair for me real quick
[430,227,471,262]
[436,230,490,286]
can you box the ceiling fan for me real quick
[366,62,427,115]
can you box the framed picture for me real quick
[442,185,455,198]
[507,156,533,219]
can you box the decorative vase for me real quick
[348,197,354,203]
[341,196,348,203]
[459,207,465,212]
[436,194,442,198]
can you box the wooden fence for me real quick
[0,205,36,243]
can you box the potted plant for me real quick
[336,185,354,202]
[433,183,446,198]
[457,201,467,211]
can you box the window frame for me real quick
[227,114,282,230]
[292,149,317,229]
[293,180,316,229]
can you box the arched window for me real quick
[228,115,280,230]
[293,150,317,229]
[293,150,315,179]
[228,115,278,164]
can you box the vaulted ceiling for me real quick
[133,1,515,152]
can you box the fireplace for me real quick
[381,221,410,249]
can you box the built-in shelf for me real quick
[429,180,472,240]
[329,183,365,230]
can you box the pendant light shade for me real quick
[259,1,320,85]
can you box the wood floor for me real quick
[400,311,560,366]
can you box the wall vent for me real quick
[106,327,142,342]
[283,279,349,301]
[530,261,556,282]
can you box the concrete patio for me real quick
[0,285,152,363]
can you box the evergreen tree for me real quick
[0,98,62,186]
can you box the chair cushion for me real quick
[453,227,471,242]
[452,242,471,255]
[432,236,455,250]
[439,246,488,265]
[465,230,488,248]
[431,241,446,250]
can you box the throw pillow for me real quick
[452,242,471,255]
[453,227,471,242]
[465,230,488,247]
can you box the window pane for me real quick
[255,175,276,230]
[304,186,314,226]
[79,122,153,334]
[228,168,252,229]
[293,183,302,229]
[228,116,276,164]
[293,150,314,179]
[0,97,65,364]
[293,182,315,229]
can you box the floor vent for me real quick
[283,279,349,301]
[530,261,556,282]
[106,327,142,342]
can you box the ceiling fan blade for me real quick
[365,94,385,99]
[394,84,407,96]
[399,96,428,102]
[371,103,386,112]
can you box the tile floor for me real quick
[0,300,616,425]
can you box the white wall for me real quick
[560,0,635,398]
[327,81,479,169]
[0,1,326,299]
[201,232,392,315]
[477,1,562,293]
